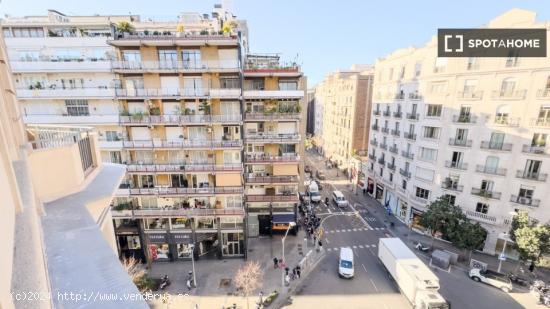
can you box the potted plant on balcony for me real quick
[149,107,161,116]
[116,21,135,37]
[132,111,147,121]
[199,101,211,115]
[120,110,131,116]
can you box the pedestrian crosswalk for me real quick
[324,227,385,233]
[325,244,377,252]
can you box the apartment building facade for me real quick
[366,9,550,256]
[314,65,374,170]
[1,7,305,264]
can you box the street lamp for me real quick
[281,222,296,288]
[189,243,197,287]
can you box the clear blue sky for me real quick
[2,0,550,86]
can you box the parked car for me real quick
[469,268,513,293]
[338,247,354,278]
[304,165,312,173]
[332,190,348,208]
[316,170,326,180]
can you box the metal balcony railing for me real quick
[452,114,477,124]
[383,110,391,117]
[381,127,390,134]
[393,111,402,118]
[457,91,483,99]
[387,162,396,171]
[399,168,411,178]
[449,138,472,147]
[476,165,507,176]
[445,161,468,170]
[409,93,422,100]
[244,175,298,183]
[406,113,419,120]
[471,188,501,200]
[510,195,540,207]
[122,139,242,149]
[404,132,416,141]
[491,90,527,99]
[373,110,381,116]
[389,145,398,154]
[441,179,464,192]
[401,151,414,160]
[515,170,548,182]
[244,154,300,163]
[537,88,550,98]
[480,141,513,151]
[370,139,378,146]
[126,163,242,173]
[522,145,548,155]
[493,116,520,127]
[372,124,379,131]
[379,143,388,150]
[391,129,400,137]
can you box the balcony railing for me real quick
[399,168,411,178]
[515,170,548,182]
[510,195,540,207]
[480,141,513,151]
[381,127,390,134]
[394,93,405,100]
[111,60,240,72]
[245,133,301,143]
[387,162,396,171]
[379,143,388,150]
[368,153,376,161]
[114,87,241,99]
[244,112,300,121]
[537,88,550,98]
[445,161,468,170]
[471,188,501,200]
[449,138,472,147]
[245,175,298,183]
[372,124,379,131]
[126,163,242,173]
[377,158,386,165]
[409,93,422,100]
[370,139,378,146]
[122,139,242,149]
[112,207,245,218]
[457,91,483,100]
[476,165,507,176]
[452,114,477,124]
[491,90,527,100]
[441,180,464,192]
[493,116,520,127]
[127,186,243,196]
[389,145,398,154]
[530,118,550,127]
[246,194,299,202]
[393,111,402,118]
[11,60,111,72]
[522,145,549,155]
[465,210,497,225]
[404,132,416,141]
[119,114,242,125]
[406,113,419,121]
[401,151,414,160]
[391,129,400,137]
[373,110,381,116]
[244,154,300,163]
[383,110,391,117]
[17,87,115,99]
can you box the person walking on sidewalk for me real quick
[296,265,301,279]
[273,257,279,269]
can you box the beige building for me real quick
[0,31,144,308]
[367,9,550,255]
[314,65,373,170]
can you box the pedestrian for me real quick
[292,267,297,279]
[186,278,192,291]
[363,188,366,195]
[529,261,535,273]
[285,274,290,286]
[273,257,279,269]
[296,266,301,279]
[285,266,290,276]
[313,235,317,243]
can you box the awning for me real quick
[272,213,295,224]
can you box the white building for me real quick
[367,9,550,256]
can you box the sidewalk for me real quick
[147,228,325,308]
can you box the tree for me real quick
[420,197,466,246]
[510,212,550,263]
[234,261,263,309]
[451,221,487,262]
[116,21,135,34]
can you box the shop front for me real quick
[222,232,245,257]
[195,232,219,258]
[375,183,384,201]
[410,207,427,232]
[384,191,398,216]
[147,233,171,262]
[171,232,194,260]
[396,200,409,223]
[272,213,297,235]
[367,178,375,196]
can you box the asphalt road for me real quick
[292,150,527,309]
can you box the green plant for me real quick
[132,111,147,121]
[48,30,58,37]
[149,107,161,116]
[116,21,135,34]
[143,30,149,35]
[199,101,211,115]
[120,110,131,116]
[510,212,550,263]
[420,197,467,246]
[184,108,192,115]
[200,29,209,35]
[450,221,487,262]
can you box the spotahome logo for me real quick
[438,29,546,57]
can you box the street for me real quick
[285,150,530,309]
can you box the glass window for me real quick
[475,202,489,214]
[65,99,89,116]
[279,80,298,90]
[426,104,442,117]
[415,187,430,199]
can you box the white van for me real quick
[332,190,348,207]
[308,181,321,203]
[338,247,354,278]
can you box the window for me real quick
[489,132,505,149]
[415,187,430,199]
[537,106,550,124]
[480,180,494,192]
[532,133,547,147]
[105,131,119,141]
[426,105,442,117]
[123,50,141,62]
[485,156,500,173]
[251,79,264,90]
[495,105,510,124]
[414,62,422,77]
[220,77,239,89]
[279,80,298,90]
[518,186,534,199]
[505,50,519,67]
[415,167,435,182]
[158,50,177,68]
[182,50,201,68]
[419,147,437,162]
[500,78,516,95]
[109,151,122,164]
[463,79,478,94]
[455,128,468,142]
[475,202,489,214]
[467,57,478,70]
[434,58,447,72]
[429,82,447,94]
[402,180,407,190]
[443,194,456,205]
[524,159,542,176]
[451,151,464,166]
[65,99,89,116]
[423,126,440,139]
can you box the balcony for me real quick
[401,151,414,160]
[126,163,242,173]
[510,195,541,207]
[377,157,386,165]
[373,110,381,116]
[441,179,463,192]
[11,60,111,73]
[530,118,550,127]
[381,127,390,134]
[399,168,411,178]
[452,114,477,124]
[244,112,300,121]
[404,132,416,141]
[391,129,400,137]
[409,93,422,100]
[23,113,120,125]
[389,145,398,154]
[243,89,303,100]
[370,139,378,147]
[246,194,299,203]
[109,32,239,46]
[449,138,472,147]
[409,194,428,205]
[98,139,123,149]
[115,88,207,99]
[457,91,483,100]
[368,153,377,161]
[119,114,242,125]
[493,116,520,127]
[406,113,419,121]
[383,110,391,117]
[393,111,402,118]
[379,143,388,150]
[476,165,507,176]
[111,60,240,73]
[387,162,396,171]
[244,154,300,164]
[245,133,301,144]
[515,170,548,182]
[394,93,405,100]
[491,90,527,100]
[372,124,379,131]
[522,145,549,155]
[114,207,245,218]
[537,88,550,98]
[471,188,501,200]
[124,186,243,196]
[465,210,497,225]
[17,87,115,99]
[122,139,242,149]
[445,161,468,170]
[480,141,513,152]
[245,175,298,184]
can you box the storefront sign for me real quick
[147,233,168,243]
[171,233,193,243]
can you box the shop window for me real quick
[196,217,217,229]
[171,217,192,229]
[145,218,168,230]
[177,243,193,258]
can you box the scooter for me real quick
[159,275,170,290]
[414,242,430,252]
[508,273,529,287]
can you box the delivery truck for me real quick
[378,238,450,309]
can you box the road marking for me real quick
[364,244,370,248]
[358,245,364,248]
[369,278,379,292]
[352,245,357,249]
[362,263,368,274]
[346,229,352,232]
[368,248,375,256]
[327,248,332,252]
[352,228,357,231]
[335,229,340,233]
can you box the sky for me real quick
[2,0,550,86]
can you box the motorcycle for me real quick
[414,242,430,252]
[507,273,529,287]
[159,274,170,290]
